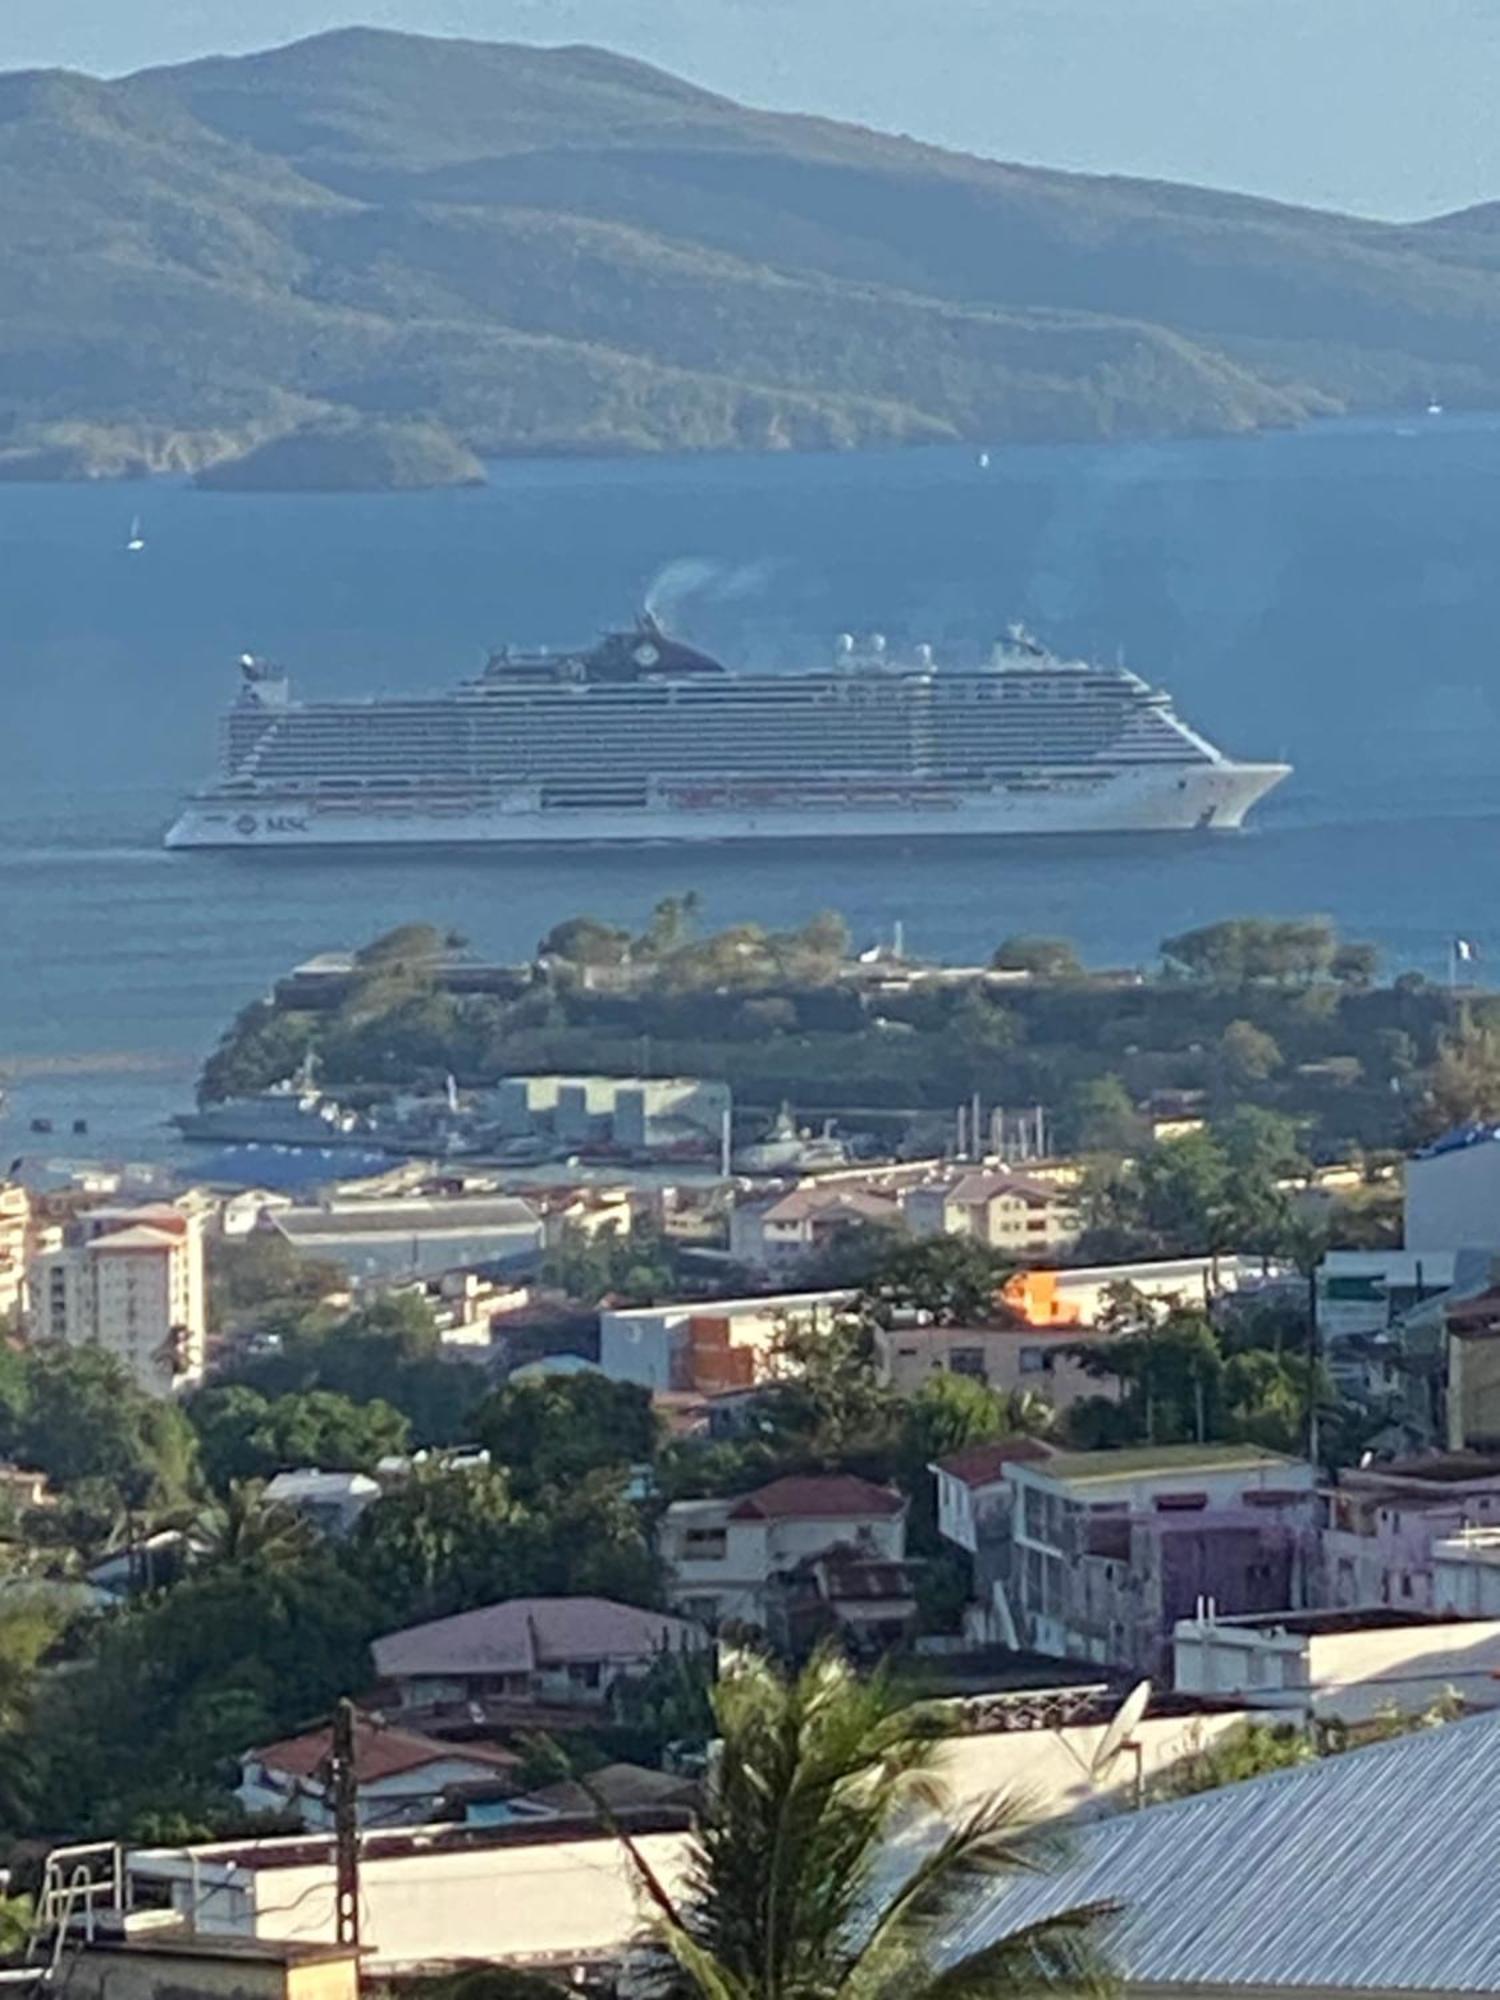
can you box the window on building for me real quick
[950,1347,986,1378]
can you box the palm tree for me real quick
[614,1647,1117,2000]
[194,1480,315,1570]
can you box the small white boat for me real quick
[1426,401,1445,418]
[977,451,991,469]
[126,515,145,552]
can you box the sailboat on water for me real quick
[126,515,145,552]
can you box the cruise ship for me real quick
[164,618,1289,849]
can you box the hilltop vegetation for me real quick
[4,29,1500,478]
[200,908,1496,1177]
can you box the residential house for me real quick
[930,1440,1059,1645]
[900,1171,1080,1257]
[28,1193,210,1395]
[1172,1603,1500,1721]
[727,1186,899,1278]
[237,1716,522,1829]
[599,1288,853,1392]
[940,1443,1318,1677]
[1323,1452,1500,1609]
[659,1473,913,1648]
[371,1596,706,1722]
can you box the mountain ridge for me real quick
[1,27,1497,483]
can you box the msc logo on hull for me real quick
[234,814,309,837]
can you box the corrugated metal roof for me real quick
[943,1708,1500,1992]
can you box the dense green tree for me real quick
[1161,917,1341,985]
[199,999,319,1103]
[1063,1074,1145,1154]
[473,1373,658,1500]
[208,1232,347,1322]
[17,1346,198,1507]
[350,1464,661,1624]
[541,1222,678,1308]
[33,1552,376,1836]
[855,1237,1014,1328]
[1218,1019,1283,1088]
[227,1296,485,1446]
[629,1646,1114,2000]
[189,1384,409,1490]
[991,935,1085,979]
[193,1480,319,1571]
[538,916,633,967]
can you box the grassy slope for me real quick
[4,26,1500,473]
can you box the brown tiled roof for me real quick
[729,1473,904,1520]
[759,1187,899,1224]
[934,1438,1055,1488]
[252,1715,520,1785]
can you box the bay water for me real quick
[4,413,1500,1154]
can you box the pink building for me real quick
[1323,1453,1500,1610]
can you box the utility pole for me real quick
[330,1698,361,1952]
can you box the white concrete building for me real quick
[1433,1525,1500,1617]
[599,1288,852,1393]
[1406,1125,1500,1256]
[1172,1604,1500,1721]
[29,1195,209,1395]
[0,1183,31,1322]
[126,1819,696,1973]
[494,1074,730,1154]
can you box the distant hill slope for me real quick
[2,25,1499,479]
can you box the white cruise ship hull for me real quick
[165,761,1288,849]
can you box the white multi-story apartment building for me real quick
[0,1183,31,1322]
[29,1196,209,1396]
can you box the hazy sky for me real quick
[3,0,1496,219]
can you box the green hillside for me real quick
[2,26,1499,480]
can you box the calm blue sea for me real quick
[4,413,1500,1155]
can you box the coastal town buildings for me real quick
[27,1193,210,1395]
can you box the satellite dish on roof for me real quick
[1090,1679,1152,1783]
